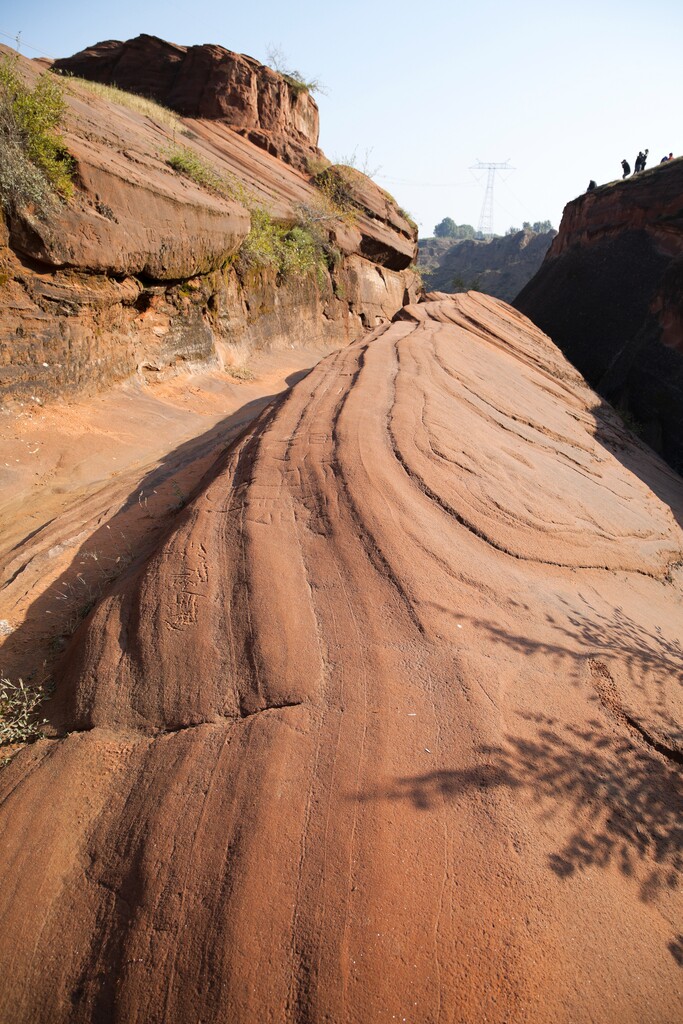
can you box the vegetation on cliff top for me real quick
[0,55,74,214]
[266,46,324,96]
[432,216,554,241]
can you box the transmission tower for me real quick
[470,160,514,237]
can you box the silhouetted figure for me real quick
[621,159,631,178]
[634,152,644,173]
[587,180,597,191]
[641,148,649,170]
[661,152,674,163]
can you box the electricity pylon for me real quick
[470,160,514,237]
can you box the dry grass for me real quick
[0,674,50,746]
[66,76,185,135]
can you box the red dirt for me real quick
[1,293,682,1023]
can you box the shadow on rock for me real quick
[358,714,682,909]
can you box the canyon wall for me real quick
[0,42,418,406]
[515,159,683,472]
[53,34,322,172]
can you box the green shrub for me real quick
[0,674,50,745]
[237,207,330,284]
[0,55,73,213]
[312,165,360,219]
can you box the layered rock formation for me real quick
[1,293,681,1023]
[515,159,683,471]
[0,44,418,405]
[54,34,322,172]
[418,228,556,302]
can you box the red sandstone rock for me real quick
[516,158,683,471]
[54,34,322,173]
[0,293,681,1023]
[0,45,417,403]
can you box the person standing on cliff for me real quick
[634,151,644,173]
[621,159,631,178]
[641,148,649,171]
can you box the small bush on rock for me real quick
[0,674,50,745]
[237,207,330,284]
[164,144,252,205]
[312,165,361,220]
[0,55,73,214]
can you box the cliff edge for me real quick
[515,159,683,472]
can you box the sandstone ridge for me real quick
[1,293,681,1023]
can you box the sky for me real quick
[2,0,681,237]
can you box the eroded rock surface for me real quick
[1,294,681,1023]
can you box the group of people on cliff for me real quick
[620,149,675,178]
[621,149,648,177]
[587,150,675,192]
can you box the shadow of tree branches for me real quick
[358,714,682,957]
[427,596,683,749]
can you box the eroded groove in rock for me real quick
[0,294,682,1024]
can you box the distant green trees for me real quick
[435,217,553,240]
[506,220,554,235]
[434,217,476,239]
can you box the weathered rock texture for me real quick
[515,159,683,471]
[1,293,681,1023]
[54,34,322,172]
[0,44,418,405]
[418,229,556,302]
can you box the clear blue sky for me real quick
[3,1,681,236]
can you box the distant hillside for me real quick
[418,229,556,303]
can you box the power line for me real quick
[377,175,478,189]
[0,29,56,59]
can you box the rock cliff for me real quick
[418,228,556,302]
[1,292,681,1023]
[54,34,322,172]
[0,42,418,405]
[515,159,683,471]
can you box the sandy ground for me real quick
[0,345,332,689]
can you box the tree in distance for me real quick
[506,220,554,235]
[434,218,476,239]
